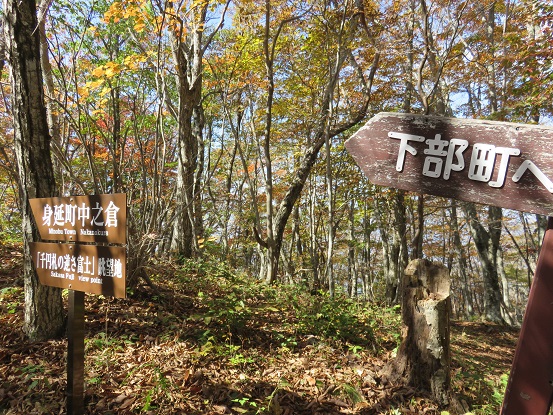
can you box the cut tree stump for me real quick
[383,258,454,407]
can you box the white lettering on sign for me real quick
[388,132,425,172]
[41,200,122,228]
[80,229,108,236]
[98,257,124,278]
[78,203,90,226]
[513,160,553,192]
[389,131,553,193]
[35,251,124,282]
[104,201,120,227]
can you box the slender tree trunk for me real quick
[402,0,416,113]
[411,194,424,260]
[3,0,64,340]
[462,202,504,323]
[362,198,373,300]
[535,214,548,257]
[392,191,409,303]
[348,198,357,297]
[497,247,514,325]
[450,200,473,317]
[308,178,320,290]
[193,105,205,244]
[260,0,277,283]
[37,2,63,183]
[486,2,499,114]
[325,127,335,297]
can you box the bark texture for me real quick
[383,259,453,407]
[169,3,208,259]
[3,0,64,340]
[463,203,504,323]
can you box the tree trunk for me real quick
[170,3,212,259]
[308,178,320,290]
[383,259,453,407]
[172,65,200,258]
[256,0,378,284]
[411,194,424,260]
[347,198,357,297]
[324,127,335,297]
[377,190,409,305]
[486,2,499,115]
[450,200,473,317]
[3,0,64,340]
[462,202,504,323]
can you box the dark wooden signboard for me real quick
[29,242,126,298]
[345,112,553,216]
[29,193,126,244]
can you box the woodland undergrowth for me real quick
[0,243,518,414]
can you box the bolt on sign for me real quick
[345,112,553,216]
[29,193,126,244]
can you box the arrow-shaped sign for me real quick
[345,112,553,215]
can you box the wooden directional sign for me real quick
[29,193,126,244]
[345,112,553,215]
[347,114,553,414]
[29,242,126,298]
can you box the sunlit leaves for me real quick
[0,0,548,309]
[102,0,149,33]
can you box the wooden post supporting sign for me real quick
[67,290,85,415]
[345,113,553,414]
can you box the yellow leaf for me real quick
[105,62,121,78]
[103,61,121,78]
[103,1,122,22]
[105,67,116,78]
[87,79,104,89]
[77,86,89,99]
[100,86,111,97]
[92,67,104,77]
[134,22,146,32]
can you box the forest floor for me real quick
[0,241,519,415]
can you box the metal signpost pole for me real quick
[67,290,85,415]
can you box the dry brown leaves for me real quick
[0,246,518,415]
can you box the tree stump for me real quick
[383,258,453,406]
